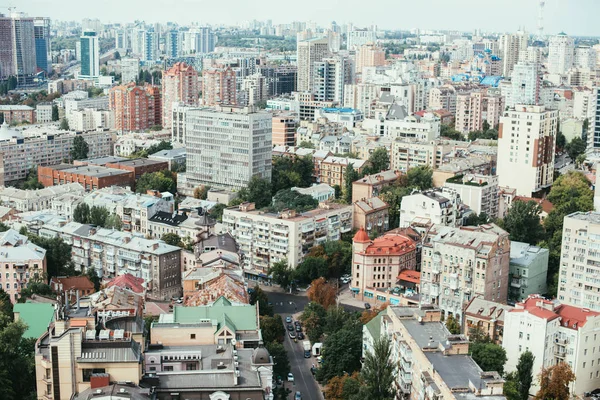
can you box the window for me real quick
[519,332,523,339]
[163,366,174,372]
[190,334,196,340]
[82,368,106,382]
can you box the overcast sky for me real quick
[14,0,600,36]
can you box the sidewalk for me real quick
[337,287,367,309]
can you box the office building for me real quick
[463,297,513,345]
[271,115,296,146]
[548,33,575,75]
[443,174,499,219]
[497,105,557,196]
[162,62,199,128]
[347,28,377,50]
[109,83,162,131]
[120,58,139,84]
[185,106,272,190]
[501,31,528,77]
[0,13,36,84]
[79,30,99,78]
[202,67,237,107]
[503,295,600,396]
[364,306,506,399]
[33,17,51,74]
[223,202,353,274]
[0,229,47,303]
[420,224,511,323]
[509,241,549,302]
[296,37,329,92]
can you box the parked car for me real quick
[289,331,296,339]
[364,302,371,309]
[294,320,301,326]
[287,373,294,382]
[295,391,302,400]
[285,316,292,323]
[287,324,294,331]
[295,325,302,332]
[297,332,305,340]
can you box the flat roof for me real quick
[401,319,448,349]
[425,352,486,391]
[57,165,132,178]
[108,158,168,168]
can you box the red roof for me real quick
[364,234,416,256]
[513,196,554,214]
[510,295,560,321]
[398,269,420,284]
[105,273,145,294]
[555,304,600,330]
[353,227,371,243]
[509,295,600,329]
[50,276,95,291]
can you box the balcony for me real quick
[431,262,441,274]
[430,284,440,297]
[511,278,522,288]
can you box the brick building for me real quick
[271,115,297,146]
[0,105,36,124]
[37,164,134,191]
[109,83,162,132]
[103,158,169,180]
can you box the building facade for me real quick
[509,241,549,302]
[296,37,329,93]
[162,62,199,128]
[201,67,237,107]
[79,30,100,78]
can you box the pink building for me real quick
[202,67,237,107]
[162,62,200,129]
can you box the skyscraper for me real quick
[506,61,541,107]
[0,13,37,85]
[166,29,181,58]
[186,105,272,189]
[548,33,575,75]
[109,82,162,132]
[312,56,353,103]
[162,62,199,129]
[296,37,329,92]
[142,29,159,62]
[195,27,215,54]
[33,17,51,74]
[202,67,237,107]
[79,30,99,78]
[501,31,528,77]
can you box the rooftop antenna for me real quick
[537,1,545,40]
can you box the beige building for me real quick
[352,169,402,203]
[364,306,506,399]
[202,67,237,107]
[463,296,513,344]
[497,105,558,196]
[319,156,368,187]
[455,91,504,134]
[223,202,353,273]
[0,229,47,303]
[443,174,500,219]
[353,197,389,235]
[271,115,297,146]
[428,85,457,114]
[356,44,386,74]
[162,62,199,128]
[420,224,511,323]
[296,37,330,92]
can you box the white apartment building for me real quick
[185,105,272,190]
[444,174,499,219]
[548,33,575,75]
[68,108,115,131]
[296,37,330,93]
[343,83,382,116]
[574,46,597,70]
[503,295,600,397]
[64,96,109,118]
[558,212,600,311]
[313,56,353,103]
[399,189,463,228]
[362,110,440,141]
[35,103,53,123]
[0,183,84,212]
[0,123,113,183]
[223,202,352,273]
[428,86,457,114]
[113,134,162,157]
[170,102,200,144]
[390,139,462,173]
[120,58,140,84]
[501,31,528,77]
[347,28,377,50]
[497,105,557,196]
[39,222,182,299]
[504,61,541,108]
[420,224,511,322]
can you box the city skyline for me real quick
[12,0,600,36]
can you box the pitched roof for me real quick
[513,196,554,214]
[105,273,146,294]
[555,304,600,330]
[398,269,420,284]
[353,227,370,243]
[13,302,55,339]
[50,276,95,291]
[164,299,257,331]
[464,296,513,323]
[363,233,416,256]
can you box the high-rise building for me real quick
[162,62,199,128]
[0,13,37,84]
[79,30,99,78]
[271,115,297,146]
[347,28,377,50]
[186,105,272,189]
[109,83,162,131]
[120,57,139,84]
[166,29,181,58]
[142,29,159,62]
[296,37,329,92]
[201,67,236,107]
[33,17,50,74]
[501,31,528,77]
[497,105,557,196]
[454,91,504,133]
[506,61,541,107]
[241,73,268,106]
[355,43,385,74]
[548,33,575,75]
[574,46,597,70]
[589,88,600,151]
[312,56,353,103]
[195,26,215,54]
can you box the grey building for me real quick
[509,241,549,301]
[0,13,37,85]
[185,105,272,190]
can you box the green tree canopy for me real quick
[469,342,507,375]
[271,188,318,213]
[269,259,294,289]
[104,213,122,230]
[565,137,586,162]
[237,175,273,209]
[441,124,463,140]
[161,233,184,247]
[294,256,328,284]
[209,203,227,222]
[51,104,59,121]
[260,315,285,343]
[89,205,109,226]
[249,285,273,316]
[271,155,314,194]
[300,302,327,343]
[500,200,545,244]
[298,141,315,149]
[265,341,290,381]
[344,164,360,204]
[445,314,461,334]
[0,313,37,399]
[517,350,535,400]
[316,317,363,382]
[365,147,390,174]
[27,234,75,279]
[70,135,89,160]
[136,170,177,194]
[359,336,396,400]
[407,166,433,190]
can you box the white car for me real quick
[287,372,295,382]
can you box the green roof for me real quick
[171,296,257,331]
[365,311,384,339]
[14,302,55,339]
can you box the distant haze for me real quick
[14,0,600,36]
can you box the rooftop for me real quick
[13,302,55,339]
[401,318,449,349]
[355,197,389,213]
[0,229,46,261]
[361,233,416,256]
[425,352,490,391]
[107,158,168,168]
[79,156,128,166]
[464,297,513,323]
[354,169,401,186]
[52,165,132,179]
[148,147,186,159]
[510,241,548,267]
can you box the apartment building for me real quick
[35,103,53,124]
[509,241,549,302]
[428,86,457,114]
[363,107,440,141]
[185,105,272,190]
[223,202,353,273]
[68,108,115,131]
[313,56,353,103]
[0,123,113,183]
[558,212,600,310]
[148,210,215,241]
[353,197,389,234]
[271,115,297,146]
[109,83,162,131]
[0,229,47,303]
[0,183,84,212]
[463,297,513,345]
[162,62,199,128]
[352,169,402,203]
[297,37,330,92]
[420,224,511,322]
[292,184,335,203]
[38,222,181,300]
[355,43,385,74]
[0,105,35,124]
[497,105,558,197]
[390,139,457,173]
[454,91,504,134]
[503,295,600,397]
[399,189,463,229]
[443,174,499,219]
[319,156,368,187]
[364,305,506,399]
[201,67,237,107]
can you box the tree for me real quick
[307,277,338,309]
[161,233,183,247]
[344,163,360,204]
[104,213,122,230]
[249,285,273,316]
[28,234,75,279]
[271,155,314,195]
[316,318,363,382]
[333,184,342,199]
[300,302,327,343]
[379,185,411,229]
[360,302,389,324]
[0,222,7,232]
[271,189,318,212]
[503,372,521,400]
[322,241,353,278]
[265,341,290,381]
[516,350,535,400]
[298,141,315,149]
[535,362,575,400]
[59,117,69,130]
[359,337,395,400]
[269,259,294,289]
[482,120,490,133]
[114,50,121,60]
[565,136,586,162]
[0,288,13,320]
[86,268,101,292]
[366,147,390,174]
[294,257,328,284]
[238,175,273,209]
[18,279,54,300]
[0,313,37,400]
[440,124,463,140]
[260,315,285,343]
[407,166,433,190]
[555,131,566,149]
[500,200,545,244]
[73,203,91,224]
[209,203,226,222]
[445,314,461,334]
[464,212,489,226]
[193,185,210,200]
[70,135,89,160]
[89,206,109,226]
[469,342,507,374]
[136,170,177,194]
[51,104,59,121]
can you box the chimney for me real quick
[76,290,80,311]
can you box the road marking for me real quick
[283,315,321,400]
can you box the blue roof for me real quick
[321,107,358,114]
[480,76,503,87]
